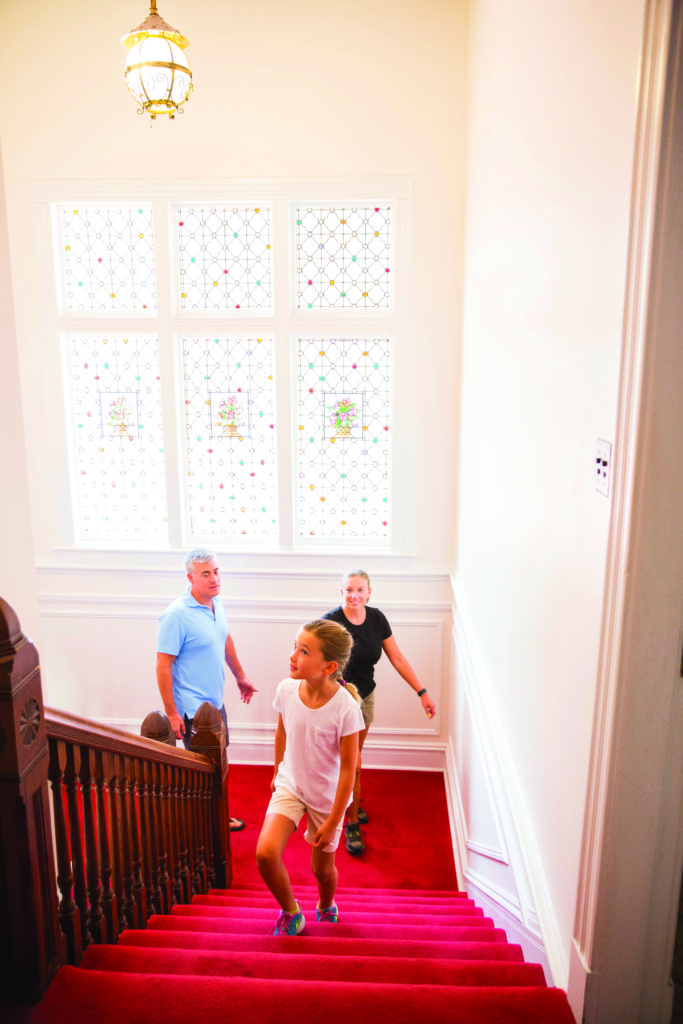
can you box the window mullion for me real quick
[273,197,294,551]
[153,199,183,548]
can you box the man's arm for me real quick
[224,633,258,704]
[156,652,185,740]
[312,731,360,848]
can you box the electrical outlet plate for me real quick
[595,439,612,497]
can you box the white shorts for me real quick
[266,786,343,853]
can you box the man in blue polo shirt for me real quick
[156,548,257,831]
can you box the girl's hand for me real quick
[312,818,337,848]
[270,771,278,793]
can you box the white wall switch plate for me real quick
[595,439,612,497]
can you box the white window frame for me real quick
[33,177,416,557]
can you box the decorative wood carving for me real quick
[0,599,65,1003]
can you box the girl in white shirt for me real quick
[256,619,364,935]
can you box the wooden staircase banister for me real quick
[46,706,216,769]
[0,597,234,1010]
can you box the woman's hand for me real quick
[421,692,436,719]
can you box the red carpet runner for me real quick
[29,770,574,1022]
[32,881,575,1023]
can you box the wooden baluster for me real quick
[79,745,104,943]
[191,702,231,890]
[64,743,91,950]
[168,764,184,906]
[117,753,139,930]
[135,759,153,917]
[126,757,146,925]
[103,750,125,936]
[144,759,162,915]
[191,766,207,894]
[140,711,178,908]
[176,765,191,904]
[200,771,215,890]
[93,749,118,944]
[187,768,201,896]
[153,760,172,914]
[47,737,82,965]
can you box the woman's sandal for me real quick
[229,817,246,832]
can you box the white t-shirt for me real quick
[273,678,365,813]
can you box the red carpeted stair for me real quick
[32,881,576,1023]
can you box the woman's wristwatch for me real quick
[417,688,427,697]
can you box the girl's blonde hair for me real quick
[341,680,362,705]
[302,618,353,682]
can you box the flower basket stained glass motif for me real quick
[183,336,277,539]
[176,205,272,311]
[297,338,391,542]
[211,392,248,438]
[100,393,139,436]
[66,333,167,541]
[325,394,363,438]
[57,205,156,313]
[295,206,392,310]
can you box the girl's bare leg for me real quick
[311,845,338,910]
[256,813,297,912]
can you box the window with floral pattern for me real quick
[53,197,397,549]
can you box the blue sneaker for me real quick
[273,902,305,935]
[316,901,339,922]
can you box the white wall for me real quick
[0,1,466,757]
[450,0,646,990]
[0,145,40,643]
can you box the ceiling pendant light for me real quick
[121,2,193,120]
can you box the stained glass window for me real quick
[57,205,156,312]
[182,336,278,539]
[296,337,391,540]
[65,333,167,540]
[295,206,392,309]
[176,206,273,311]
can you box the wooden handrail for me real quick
[46,706,216,768]
[0,597,234,1008]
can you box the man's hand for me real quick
[236,678,258,704]
[168,710,185,740]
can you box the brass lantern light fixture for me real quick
[121,1,193,119]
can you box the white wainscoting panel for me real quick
[446,583,567,988]
[36,571,450,772]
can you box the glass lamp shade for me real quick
[124,35,193,117]
[122,4,193,119]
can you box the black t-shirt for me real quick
[322,605,392,699]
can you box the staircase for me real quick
[32,883,576,1023]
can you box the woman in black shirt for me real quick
[323,569,436,855]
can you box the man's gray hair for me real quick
[185,548,217,572]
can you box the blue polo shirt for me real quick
[157,585,229,719]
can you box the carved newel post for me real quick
[0,599,65,1004]
[191,702,232,889]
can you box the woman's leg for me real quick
[311,845,338,911]
[346,725,369,823]
[256,813,297,912]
